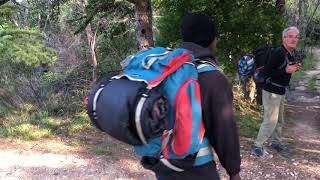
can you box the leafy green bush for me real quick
[0,3,58,115]
[0,4,57,66]
[154,0,286,75]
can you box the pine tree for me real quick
[0,3,57,68]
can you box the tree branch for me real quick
[126,0,136,4]
[0,0,10,6]
[0,0,27,8]
[11,0,20,5]
[74,1,115,34]
[306,0,320,27]
[66,16,87,23]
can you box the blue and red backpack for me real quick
[86,47,221,172]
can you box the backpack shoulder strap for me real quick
[195,59,223,73]
[278,47,289,70]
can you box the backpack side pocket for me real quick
[171,78,204,156]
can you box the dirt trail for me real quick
[0,49,320,180]
[0,135,155,180]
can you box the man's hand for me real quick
[285,63,301,73]
[230,173,241,180]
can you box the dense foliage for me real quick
[0,0,319,139]
[0,4,56,67]
[66,0,136,74]
[154,0,286,74]
[0,3,57,114]
[286,0,320,49]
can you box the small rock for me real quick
[293,162,298,166]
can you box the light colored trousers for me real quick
[254,89,285,147]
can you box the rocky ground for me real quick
[0,49,319,180]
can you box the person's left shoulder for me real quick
[274,47,285,55]
[271,47,286,61]
[198,70,232,91]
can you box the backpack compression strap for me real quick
[135,86,153,145]
[278,47,290,70]
[158,146,220,172]
[159,146,213,172]
[157,127,214,172]
[91,83,108,131]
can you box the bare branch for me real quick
[0,0,28,8]
[66,16,87,23]
[0,0,10,6]
[126,0,136,4]
[11,0,20,5]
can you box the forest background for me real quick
[0,0,319,140]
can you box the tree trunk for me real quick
[24,8,30,29]
[297,0,304,26]
[132,0,154,50]
[82,0,98,83]
[276,0,286,15]
[302,0,320,51]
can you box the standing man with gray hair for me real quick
[251,26,301,158]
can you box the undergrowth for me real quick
[233,82,262,138]
[0,107,92,140]
[0,63,94,140]
[1,48,317,142]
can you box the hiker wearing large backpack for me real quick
[86,12,240,180]
[251,27,301,158]
[152,13,241,180]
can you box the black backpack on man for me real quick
[238,44,289,105]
